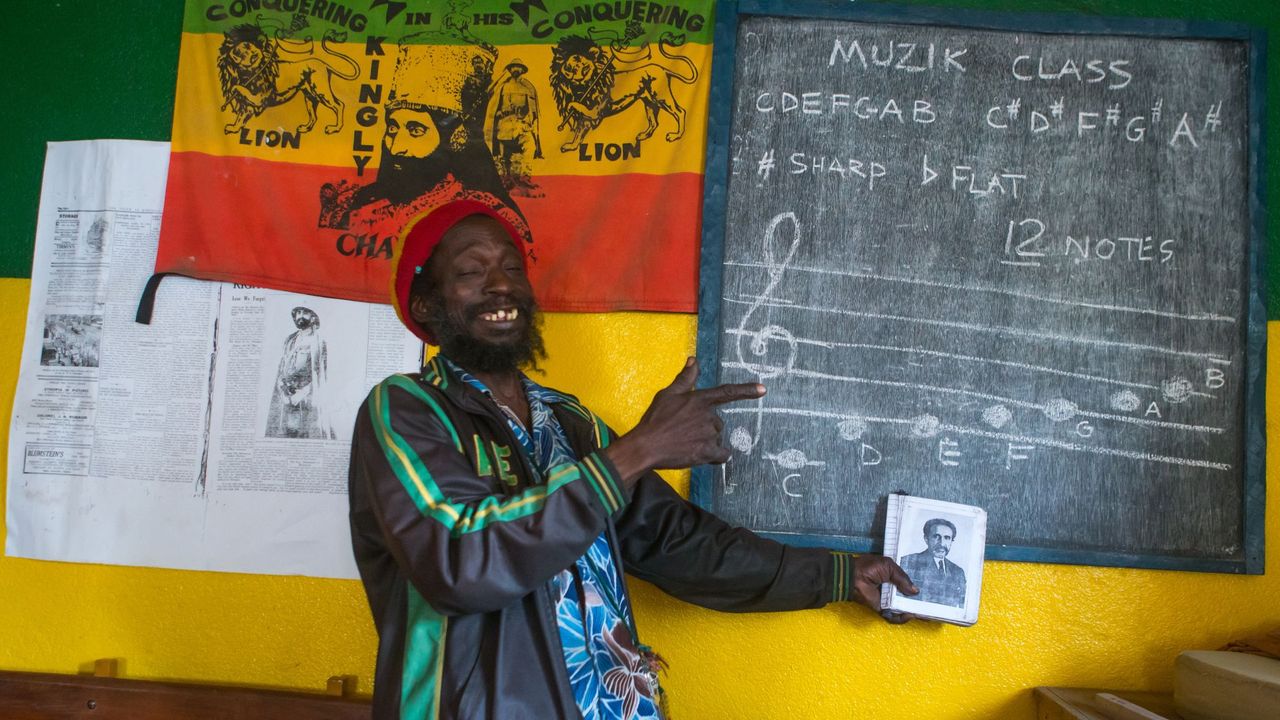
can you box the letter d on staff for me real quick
[860,443,882,466]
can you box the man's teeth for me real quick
[480,308,519,322]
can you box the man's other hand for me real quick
[849,555,918,624]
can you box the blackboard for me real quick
[692,0,1266,573]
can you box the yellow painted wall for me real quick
[0,275,1274,718]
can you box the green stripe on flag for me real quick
[183,0,716,45]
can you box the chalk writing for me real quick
[755,92,937,123]
[1009,55,1132,89]
[984,98,1229,147]
[829,38,968,73]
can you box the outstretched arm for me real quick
[615,474,917,619]
[601,359,918,620]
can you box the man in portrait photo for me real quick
[898,518,966,608]
[265,306,335,440]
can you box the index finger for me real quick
[697,382,767,405]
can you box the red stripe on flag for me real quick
[526,173,700,312]
[156,153,700,312]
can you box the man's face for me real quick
[292,311,313,330]
[510,65,525,79]
[926,524,954,559]
[385,107,441,161]
[410,216,543,373]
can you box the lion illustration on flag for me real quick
[549,24,699,152]
[216,21,360,136]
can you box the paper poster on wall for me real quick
[6,140,422,578]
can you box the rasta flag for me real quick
[150,0,714,315]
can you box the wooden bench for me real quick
[0,660,370,719]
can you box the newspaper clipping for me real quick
[6,141,423,577]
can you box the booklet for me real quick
[880,493,987,626]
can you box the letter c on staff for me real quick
[782,474,804,498]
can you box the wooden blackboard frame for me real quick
[691,0,1267,574]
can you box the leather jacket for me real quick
[349,356,855,719]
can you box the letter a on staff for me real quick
[1170,113,1200,148]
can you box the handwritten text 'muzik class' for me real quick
[826,37,1134,89]
[747,36,1225,149]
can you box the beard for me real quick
[363,146,457,206]
[342,107,525,230]
[424,291,546,374]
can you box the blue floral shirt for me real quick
[445,360,663,720]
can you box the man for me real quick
[348,198,918,719]
[898,518,966,608]
[266,306,334,440]
[490,58,543,197]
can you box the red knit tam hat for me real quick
[391,199,529,345]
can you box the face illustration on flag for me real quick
[156,0,714,312]
[314,29,529,244]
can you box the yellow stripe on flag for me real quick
[172,33,711,176]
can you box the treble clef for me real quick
[728,211,802,456]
